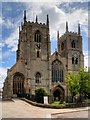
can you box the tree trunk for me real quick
[79,93,82,103]
[72,95,73,103]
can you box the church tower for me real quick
[58,22,84,72]
[16,11,51,94]
[2,11,84,100]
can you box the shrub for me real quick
[35,88,48,103]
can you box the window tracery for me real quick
[35,30,41,43]
[52,60,64,82]
[13,73,24,94]
[72,54,78,65]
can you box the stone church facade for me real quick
[3,11,84,101]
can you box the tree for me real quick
[78,68,90,100]
[35,88,48,103]
[66,72,80,103]
[66,68,90,103]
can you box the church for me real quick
[3,10,84,101]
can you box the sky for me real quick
[0,1,89,89]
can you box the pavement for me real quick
[52,109,89,119]
[0,98,89,119]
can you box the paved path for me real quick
[1,99,89,118]
[52,109,89,118]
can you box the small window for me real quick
[75,58,78,64]
[37,51,40,58]
[72,57,74,64]
[35,72,41,83]
[71,40,76,48]
[61,42,64,50]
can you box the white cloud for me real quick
[0,42,2,47]
[0,67,7,88]
[1,0,90,2]
[84,51,90,70]
[3,2,88,52]
[4,28,19,51]
[84,56,88,68]
[25,2,88,39]
[2,51,11,58]
[0,17,4,25]
[3,19,14,29]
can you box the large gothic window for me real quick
[52,60,64,82]
[13,73,24,95]
[35,30,41,43]
[35,72,41,83]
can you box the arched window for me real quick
[35,30,41,43]
[72,57,74,64]
[71,40,76,48]
[75,58,78,64]
[72,54,78,65]
[52,60,64,82]
[37,51,40,58]
[35,72,41,83]
[61,42,64,50]
[13,73,24,95]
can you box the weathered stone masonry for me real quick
[3,10,84,101]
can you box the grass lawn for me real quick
[51,101,60,105]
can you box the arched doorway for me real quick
[13,72,25,97]
[53,85,65,101]
[53,89,61,101]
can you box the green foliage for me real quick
[78,68,90,97]
[66,72,79,102]
[35,88,48,103]
[51,101,66,107]
[66,67,90,102]
[51,101,60,106]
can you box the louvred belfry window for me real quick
[71,40,76,48]
[35,30,41,43]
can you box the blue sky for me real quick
[0,1,89,89]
